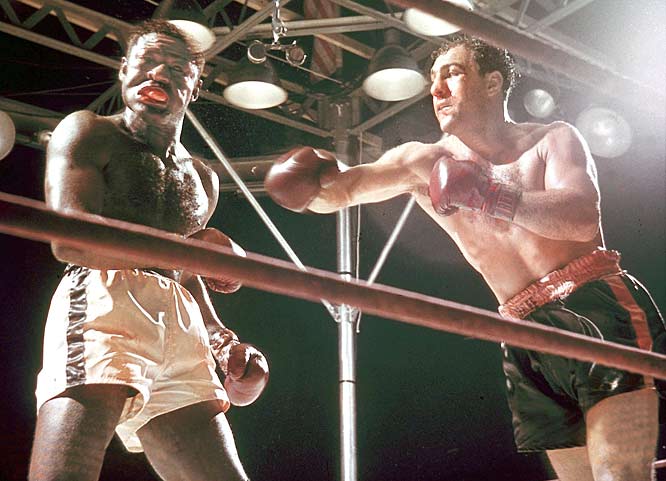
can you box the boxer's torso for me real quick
[406,123,603,302]
[98,115,211,237]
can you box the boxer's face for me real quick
[430,45,489,134]
[120,33,201,123]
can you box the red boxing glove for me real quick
[264,146,340,212]
[428,156,522,221]
[188,228,246,293]
[223,343,270,406]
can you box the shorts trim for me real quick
[66,266,90,385]
[37,377,150,413]
[605,276,652,351]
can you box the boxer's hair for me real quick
[125,19,205,73]
[432,34,517,99]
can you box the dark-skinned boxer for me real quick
[31,20,267,481]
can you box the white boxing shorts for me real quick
[35,265,230,453]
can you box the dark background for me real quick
[1,1,665,480]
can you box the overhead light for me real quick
[247,40,268,64]
[575,107,632,158]
[403,0,473,37]
[152,0,216,52]
[248,39,307,68]
[523,88,556,119]
[363,29,426,102]
[223,57,288,110]
[0,110,16,160]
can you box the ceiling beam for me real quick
[0,20,119,68]
[213,15,387,38]
[387,0,664,113]
[526,0,596,33]
[329,0,440,47]
[482,1,614,67]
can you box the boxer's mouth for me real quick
[138,85,169,105]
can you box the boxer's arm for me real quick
[182,273,269,406]
[180,273,234,344]
[45,111,152,269]
[278,142,433,214]
[512,122,601,241]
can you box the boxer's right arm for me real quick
[265,143,429,214]
[45,111,144,269]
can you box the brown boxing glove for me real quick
[208,328,269,406]
[264,146,340,213]
[188,228,246,293]
[429,156,522,221]
[223,343,270,406]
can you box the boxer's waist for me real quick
[498,249,623,320]
[64,264,180,282]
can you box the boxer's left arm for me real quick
[511,122,600,241]
[186,159,243,293]
[180,268,269,407]
[182,161,269,406]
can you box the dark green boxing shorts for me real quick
[499,250,665,451]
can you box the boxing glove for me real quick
[264,146,340,212]
[223,343,270,406]
[429,156,521,221]
[188,228,245,293]
[209,328,269,406]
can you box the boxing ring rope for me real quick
[2,191,665,380]
[367,197,416,286]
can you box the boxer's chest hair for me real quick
[102,150,207,235]
[488,145,545,191]
[463,149,544,232]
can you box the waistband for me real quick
[64,264,179,282]
[498,249,624,319]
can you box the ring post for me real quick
[333,100,359,481]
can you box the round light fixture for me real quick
[403,1,473,37]
[523,88,556,118]
[0,110,16,160]
[575,107,632,158]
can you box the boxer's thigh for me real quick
[137,400,249,481]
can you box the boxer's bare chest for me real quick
[417,127,548,235]
[101,146,208,235]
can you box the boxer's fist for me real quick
[429,157,521,221]
[188,228,245,293]
[223,343,270,406]
[429,157,485,216]
[264,147,339,212]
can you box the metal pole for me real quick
[337,207,358,481]
[333,101,359,481]
[185,108,337,318]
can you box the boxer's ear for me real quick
[485,71,503,98]
[191,79,202,102]
[119,57,128,81]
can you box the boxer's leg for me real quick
[137,399,249,481]
[586,388,658,481]
[547,446,594,481]
[29,384,132,481]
